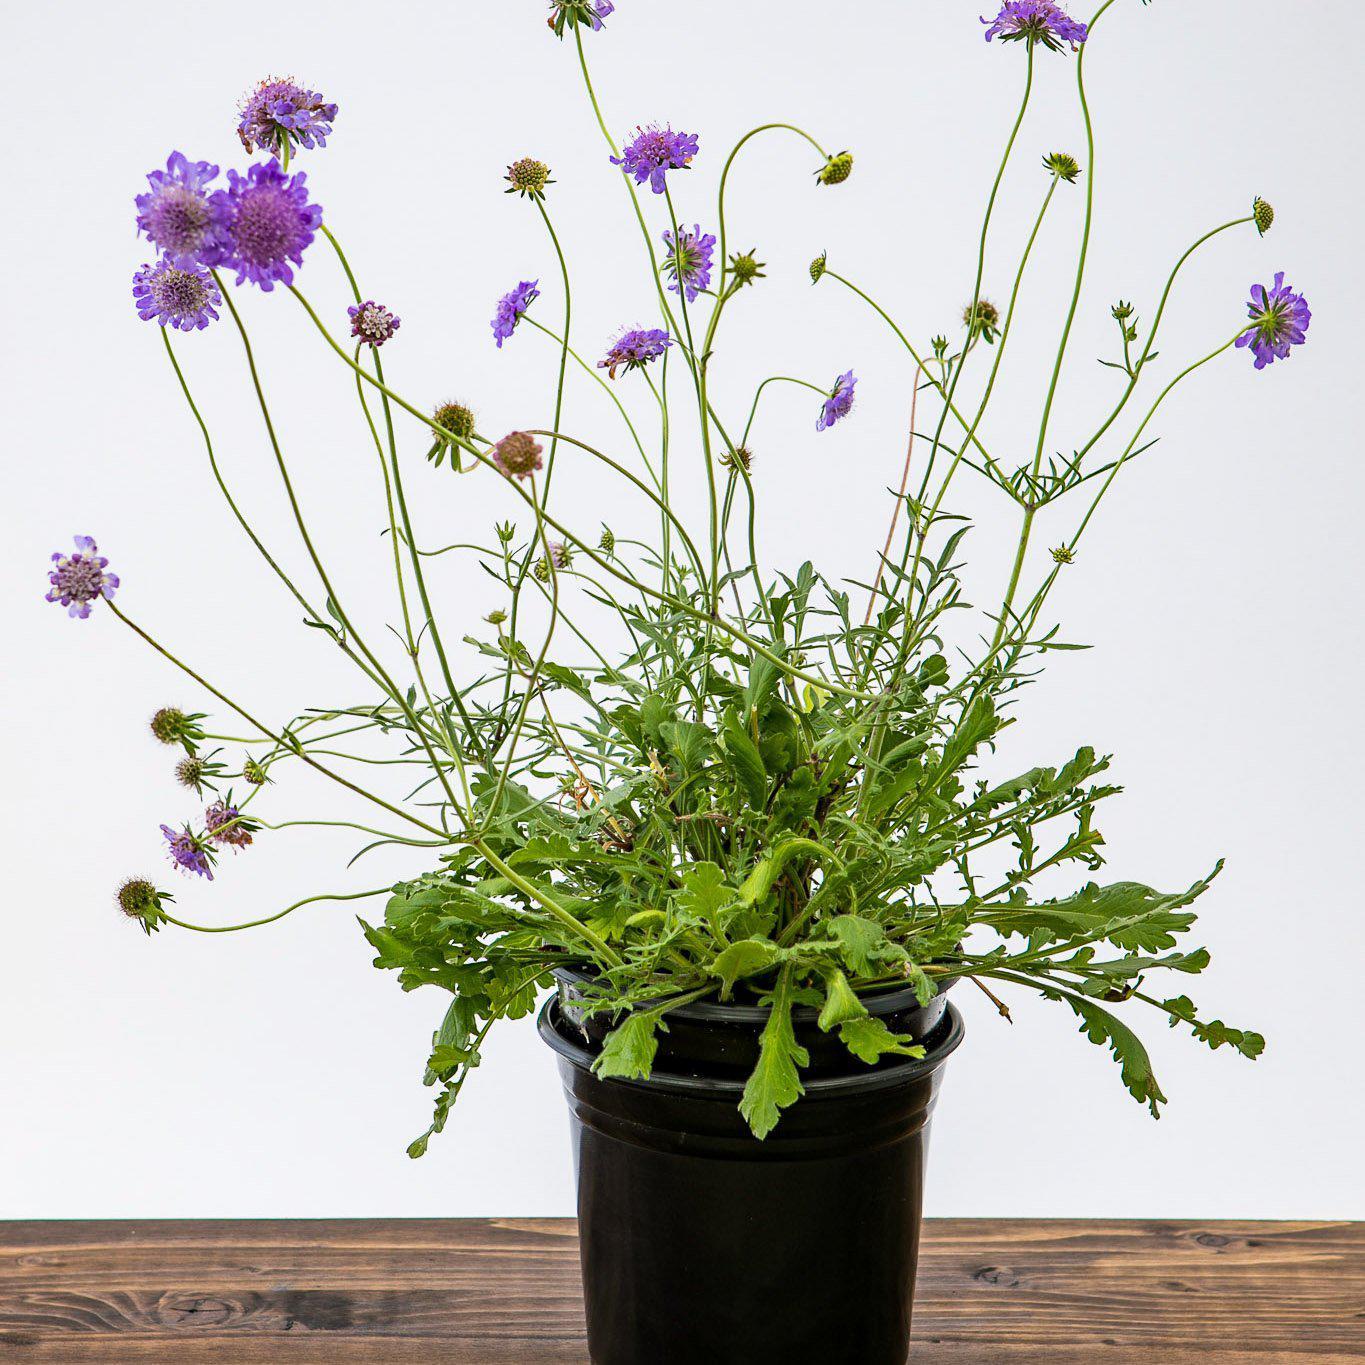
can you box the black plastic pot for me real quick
[538,970,964,1365]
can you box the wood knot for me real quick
[157,1295,242,1328]
[973,1265,1021,1288]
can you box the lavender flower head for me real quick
[548,0,614,37]
[982,1,1088,50]
[492,431,545,481]
[348,300,401,347]
[218,160,323,291]
[46,536,119,619]
[662,225,716,303]
[161,824,214,880]
[598,327,672,378]
[133,258,222,331]
[611,125,699,194]
[491,280,540,348]
[205,800,255,850]
[817,371,858,432]
[1236,272,1311,370]
[238,78,338,157]
[135,152,229,268]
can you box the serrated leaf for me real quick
[837,1016,926,1065]
[739,966,808,1139]
[1060,992,1167,1118]
[593,1008,668,1082]
[711,938,783,998]
[722,715,768,809]
[816,969,866,1031]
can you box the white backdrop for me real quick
[2,0,1360,1220]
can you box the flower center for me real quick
[232,186,297,265]
[149,186,212,254]
[150,266,211,317]
[54,557,105,602]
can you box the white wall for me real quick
[2,0,1360,1220]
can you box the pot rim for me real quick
[552,964,958,1025]
[538,996,965,1101]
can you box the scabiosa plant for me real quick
[116,878,173,935]
[1043,151,1082,183]
[218,160,323,291]
[1253,196,1275,236]
[161,824,215,880]
[598,327,671,378]
[132,258,222,331]
[548,0,614,37]
[816,371,858,432]
[611,125,699,194]
[242,757,271,786]
[205,799,257,850]
[964,297,1002,344]
[433,401,477,443]
[134,152,229,268]
[506,158,554,199]
[348,300,401,347]
[662,224,716,303]
[492,431,545,480]
[1235,272,1312,370]
[150,707,205,751]
[816,151,854,186]
[45,537,118,619]
[491,280,540,348]
[728,249,766,289]
[237,78,338,157]
[982,1,1089,51]
[809,251,828,284]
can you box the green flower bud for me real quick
[505,157,554,199]
[1043,152,1082,183]
[1252,196,1274,237]
[963,298,1002,345]
[816,151,854,187]
[809,251,828,284]
[1051,545,1076,565]
[116,878,171,935]
[729,249,767,288]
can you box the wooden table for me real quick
[0,1219,1359,1362]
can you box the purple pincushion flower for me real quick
[135,152,229,268]
[662,225,716,304]
[205,800,256,850]
[218,160,323,291]
[817,371,858,432]
[1236,272,1312,370]
[133,258,222,331]
[982,1,1089,50]
[161,824,215,880]
[548,0,614,35]
[611,125,699,195]
[598,327,672,378]
[45,536,119,619]
[491,280,540,348]
[348,300,401,347]
[238,77,338,157]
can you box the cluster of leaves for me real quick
[361,546,1262,1145]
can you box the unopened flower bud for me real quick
[505,157,554,199]
[1252,196,1274,236]
[816,151,854,186]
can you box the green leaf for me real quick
[817,969,867,1031]
[711,937,783,999]
[837,1016,926,1065]
[1060,992,1167,1118]
[722,715,768,809]
[659,719,716,773]
[677,862,731,935]
[824,914,908,976]
[739,966,809,1139]
[593,1008,668,1082]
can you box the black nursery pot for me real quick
[538,970,965,1365]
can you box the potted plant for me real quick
[50,1,1305,1360]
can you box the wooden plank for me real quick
[0,1219,1359,1362]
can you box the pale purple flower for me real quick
[161,824,214,880]
[662,224,716,303]
[611,125,699,195]
[491,280,540,348]
[1236,272,1312,370]
[45,537,119,619]
[135,152,229,268]
[817,371,858,432]
[218,160,323,291]
[598,327,671,378]
[205,801,256,850]
[133,258,222,331]
[982,1,1088,50]
[492,431,544,481]
[348,300,401,347]
[548,0,614,35]
[237,78,338,156]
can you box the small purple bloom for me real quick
[133,258,222,331]
[611,125,699,195]
[218,160,322,291]
[1236,272,1312,370]
[238,78,338,156]
[348,300,401,347]
[817,371,858,432]
[662,224,716,304]
[982,1,1088,50]
[491,280,540,348]
[46,536,119,619]
[598,327,671,378]
[135,152,229,268]
[205,801,255,850]
[161,824,215,880]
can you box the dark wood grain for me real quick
[0,1218,1359,1362]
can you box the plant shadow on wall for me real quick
[50,0,1310,1151]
